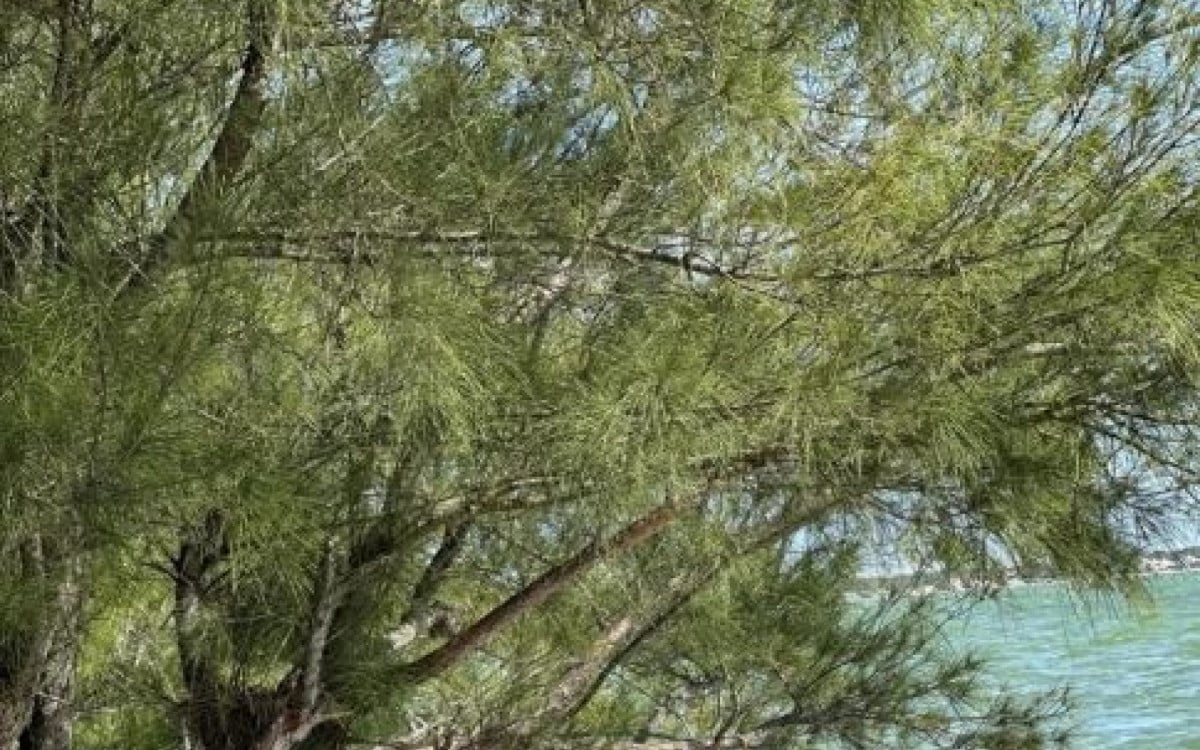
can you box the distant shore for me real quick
[855,546,1200,596]
[1137,547,1200,574]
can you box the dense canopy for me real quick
[2,1,1200,749]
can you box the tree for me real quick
[2,1,1200,748]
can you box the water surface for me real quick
[949,573,1200,748]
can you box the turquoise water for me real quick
[949,572,1200,748]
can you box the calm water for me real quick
[948,572,1200,748]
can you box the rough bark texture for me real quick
[19,551,83,750]
[0,539,84,750]
[0,681,38,750]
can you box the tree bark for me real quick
[173,515,339,750]
[120,0,272,292]
[19,554,83,750]
[402,505,679,682]
[0,540,84,750]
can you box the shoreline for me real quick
[854,549,1200,596]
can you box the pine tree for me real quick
[2,1,1200,749]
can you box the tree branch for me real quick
[408,523,468,612]
[400,506,679,683]
[20,549,85,750]
[546,572,713,724]
[123,0,273,289]
[384,522,471,650]
[298,536,343,714]
[524,514,825,739]
[170,510,229,750]
[345,476,572,585]
[2,0,86,291]
[399,522,469,632]
[372,734,774,750]
[0,536,80,750]
[200,228,774,281]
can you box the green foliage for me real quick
[2,1,1200,749]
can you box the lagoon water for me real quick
[948,572,1200,748]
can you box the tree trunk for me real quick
[0,694,36,750]
[0,545,84,750]
[19,552,83,750]
[174,514,332,750]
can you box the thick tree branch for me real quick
[124,1,273,289]
[402,522,468,627]
[19,551,84,750]
[369,734,774,750]
[170,511,337,750]
[400,506,679,683]
[2,0,86,291]
[0,537,79,750]
[201,228,773,281]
